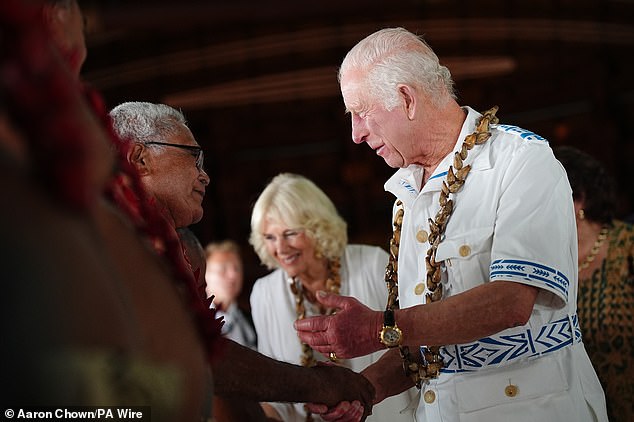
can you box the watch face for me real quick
[381,326,402,347]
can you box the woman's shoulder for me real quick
[611,220,634,240]
[609,220,634,253]
[344,244,389,274]
[345,243,389,258]
[251,268,287,295]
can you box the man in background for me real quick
[205,240,257,350]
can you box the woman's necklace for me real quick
[385,107,499,389]
[289,257,341,422]
[579,225,609,272]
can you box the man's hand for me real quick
[309,364,375,421]
[294,291,383,359]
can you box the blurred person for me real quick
[205,240,257,350]
[554,146,634,421]
[41,0,87,77]
[109,102,376,419]
[1,2,216,419]
[0,2,374,417]
[249,173,416,421]
[294,28,608,422]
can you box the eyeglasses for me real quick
[145,141,205,171]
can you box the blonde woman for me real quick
[249,173,415,421]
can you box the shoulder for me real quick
[251,269,286,298]
[345,244,389,262]
[488,121,553,162]
[483,123,565,185]
[343,245,388,307]
[611,220,634,245]
[344,245,389,282]
[493,123,548,144]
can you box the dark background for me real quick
[80,0,634,309]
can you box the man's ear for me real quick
[128,143,150,175]
[398,84,417,120]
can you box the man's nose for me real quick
[351,114,368,144]
[199,169,210,186]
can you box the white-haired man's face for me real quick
[133,123,210,229]
[341,71,418,169]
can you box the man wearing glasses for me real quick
[3,0,373,418]
[109,102,209,230]
[108,101,375,420]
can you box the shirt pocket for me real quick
[435,226,493,291]
[455,356,571,422]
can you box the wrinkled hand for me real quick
[309,364,375,421]
[294,291,383,359]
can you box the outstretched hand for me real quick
[294,291,383,359]
[309,363,375,421]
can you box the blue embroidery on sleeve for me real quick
[496,124,547,142]
[490,259,569,297]
[438,315,580,373]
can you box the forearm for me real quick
[212,339,320,402]
[212,339,370,407]
[397,280,538,348]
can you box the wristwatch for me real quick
[379,309,402,348]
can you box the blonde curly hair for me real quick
[249,173,347,270]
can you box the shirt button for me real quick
[414,283,425,295]
[504,384,519,397]
[459,244,471,257]
[416,229,429,243]
[423,389,436,404]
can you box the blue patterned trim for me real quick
[490,259,569,298]
[398,178,418,195]
[495,124,547,142]
[428,171,448,181]
[435,315,581,373]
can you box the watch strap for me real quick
[383,309,395,327]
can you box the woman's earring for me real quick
[577,209,585,220]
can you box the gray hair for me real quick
[109,102,187,145]
[338,27,456,110]
[249,173,347,270]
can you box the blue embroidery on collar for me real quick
[428,171,448,181]
[398,178,418,195]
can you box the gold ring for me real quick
[329,351,338,362]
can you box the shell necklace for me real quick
[385,107,499,388]
[289,257,341,422]
[578,225,609,272]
